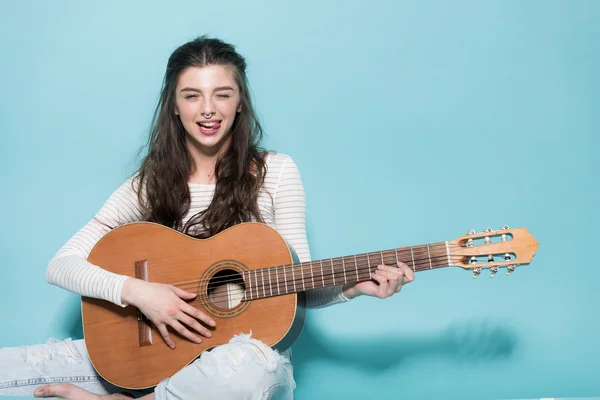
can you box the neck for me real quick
[186,136,232,184]
[242,240,453,301]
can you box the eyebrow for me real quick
[180,86,235,93]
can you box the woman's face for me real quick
[174,65,242,155]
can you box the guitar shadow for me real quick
[291,315,518,381]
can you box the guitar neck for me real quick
[242,241,452,301]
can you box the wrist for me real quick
[121,277,143,306]
[342,283,361,300]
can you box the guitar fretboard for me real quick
[242,241,452,300]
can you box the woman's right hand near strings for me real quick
[121,278,216,348]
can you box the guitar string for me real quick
[169,246,457,289]
[178,257,468,305]
[166,241,503,289]
[171,256,491,304]
[173,253,508,297]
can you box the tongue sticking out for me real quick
[199,122,221,129]
[198,122,222,134]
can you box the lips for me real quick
[196,121,222,135]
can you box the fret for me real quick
[292,264,297,293]
[261,269,265,298]
[244,271,251,300]
[366,253,372,278]
[254,270,259,299]
[300,263,305,291]
[394,249,399,265]
[445,241,451,266]
[283,265,288,294]
[410,247,416,271]
[330,259,336,285]
[380,250,384,266]
[276,267,280,295]
[342,257,347,283]
[427,244,433,269]
[309,261,315,289]
[354,254,359,281]
[320,260,325,288]
[268,268,273,297]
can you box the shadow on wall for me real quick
[291,315,519,380]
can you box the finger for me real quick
[381,271,400,296]
[398,262,415,283]
[378,264,405,280]
[396,261,410,270]
[169,285,197,299]
[377,267,404,284]
[157,323,175,349]
[181,303,216,328]
[34,383,95,399]
[169,320,203,344]
[177,312,212,338]
[371,272,389,299]
[377,266,404,295]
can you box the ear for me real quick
[237,102,242,113]
[174,104,180,116]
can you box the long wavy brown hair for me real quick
[133,36,267,238]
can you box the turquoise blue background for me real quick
[1,1,599,399]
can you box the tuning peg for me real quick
[473,267,482,279]
[501,225,510,244]
[488,254,497,277]
[467,230,476,235]
[483,227,492,245]
[506,265,516,275]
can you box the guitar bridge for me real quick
[135,260,152,347]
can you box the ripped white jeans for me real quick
[0,333,295,399]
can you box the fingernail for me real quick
[209,320,216,326]
[195,337,202,343]
[206,331,212,338]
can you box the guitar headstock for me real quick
[449,225,539,278]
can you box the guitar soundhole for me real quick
[206,269,246,310]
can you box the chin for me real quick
[189,132,229,152]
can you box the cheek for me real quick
[217,99,241,118]
[177,102,198,121]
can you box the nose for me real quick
[201,98,215,118]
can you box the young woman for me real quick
[0,36,414,400]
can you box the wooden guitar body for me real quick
[82,222,305,390]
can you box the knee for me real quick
[227,332,284,372]
[155,333,294,400]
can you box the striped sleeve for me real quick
[273,155,349,309]
[46,178,143,306]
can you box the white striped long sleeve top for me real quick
[46,152,348,309]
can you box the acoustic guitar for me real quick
[81,222,538,389]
